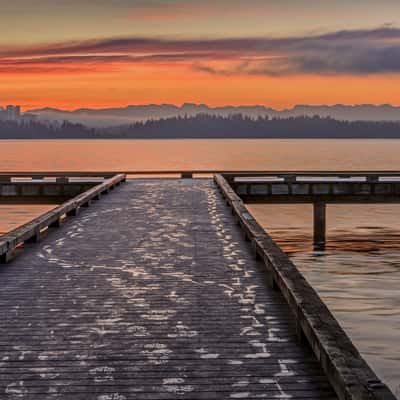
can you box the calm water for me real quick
[1,139,399,396]
[0,205,55,235]
[249,204,400,397]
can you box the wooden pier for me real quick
[225,171,400,247]
[0,172,396,399]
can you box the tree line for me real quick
[2,114,400,139]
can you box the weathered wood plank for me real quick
[0,179,338,399]
[214,173,396,400]
[0,174,126,263]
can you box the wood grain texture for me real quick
[215,174,396,400]
[0,179,336,399]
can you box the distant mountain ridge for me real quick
[27,103,400,127]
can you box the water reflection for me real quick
[0,205,55,235]
[249,204,400,397]
[1,138,399,396]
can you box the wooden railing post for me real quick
[0,176,11,183]
[367,175,379,183]
[56,177,69,184]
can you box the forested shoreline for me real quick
[2,114,400,139]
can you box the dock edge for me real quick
[214,173,396,400]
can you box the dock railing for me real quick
[1,170,400,181]
[0,173,126,263]
[214,173,396,400]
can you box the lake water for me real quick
[0,139,399,397]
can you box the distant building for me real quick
[0,105,22,121]
[6,105,21,121]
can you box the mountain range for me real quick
[27,103,400,128]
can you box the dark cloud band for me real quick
[1,27,400,75]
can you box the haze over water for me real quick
[1,138,399,397]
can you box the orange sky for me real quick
[2,1,400,110]
[2,65,400,111]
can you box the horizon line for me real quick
[6,102,400,113]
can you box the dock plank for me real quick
[0,179,337,399]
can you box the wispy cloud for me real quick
[2,27,400,75]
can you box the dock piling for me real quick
[49,218,62,228]
[0,251,11,264]
[313,201,326,248]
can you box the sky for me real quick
[2,0,400,110]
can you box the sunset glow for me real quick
[2,0,400,109]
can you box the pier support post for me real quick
[26,229,41,244]
[313,201,326,249]
[49,217,62,228]
[0,251,12,264]
[67,207,79,217]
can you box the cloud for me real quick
[2,27,400,75]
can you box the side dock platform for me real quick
[0,175,396,400]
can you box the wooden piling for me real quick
[313,201,326,248]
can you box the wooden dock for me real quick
[0,175,396,399]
